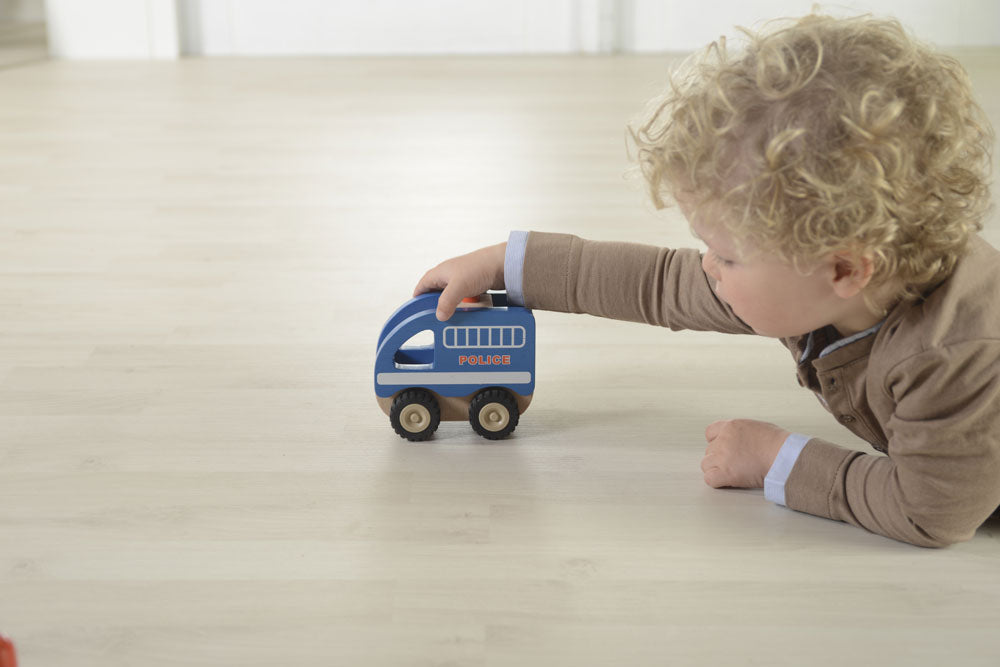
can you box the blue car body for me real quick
[375,292,535,435]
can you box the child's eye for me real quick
[715,254,735,267]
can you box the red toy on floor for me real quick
[0,635,16,667]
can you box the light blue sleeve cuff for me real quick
[764,433,811,506]
[504,230,529,306]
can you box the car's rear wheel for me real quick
[390,389,440,441]
[469,388,519,440]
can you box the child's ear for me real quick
[830,251,875,299]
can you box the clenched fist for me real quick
[701,418,790,489]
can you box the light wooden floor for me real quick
[1,51,999,667]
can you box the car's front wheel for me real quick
[390,389,440,441]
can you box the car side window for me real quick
[393,329,434,369]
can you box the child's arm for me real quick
[785,343,1000,547]
[518,231,754,334]
[697,343,1000,547]
[415,230,751,334]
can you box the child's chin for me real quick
[749,323,802,339]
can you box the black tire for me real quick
[390,389,440,441]
[469,388,519,440]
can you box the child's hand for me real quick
[701,419,790,489]
[413,242,507,321]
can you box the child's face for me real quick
[692,221,843,338]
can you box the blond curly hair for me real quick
[632,14,994,299]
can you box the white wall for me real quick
[43,0,1000,60]
[45,0,179,59]
[177,0,605,56]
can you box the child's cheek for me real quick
[713,281,730,305]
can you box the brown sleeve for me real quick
[786,342,1000,547]
[521,231,754,334]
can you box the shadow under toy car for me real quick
[375,291,535,441]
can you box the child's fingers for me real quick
[704,419,727,443]
[701,455,726,488]
[435,284,463,321]
[413,270,444,297]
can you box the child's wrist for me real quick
[494,242,507,289]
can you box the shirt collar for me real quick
[799,320,885,364]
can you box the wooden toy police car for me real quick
[374,291,535,441]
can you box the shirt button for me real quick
[839,414,856,424]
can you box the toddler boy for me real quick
[414,14,998,547]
